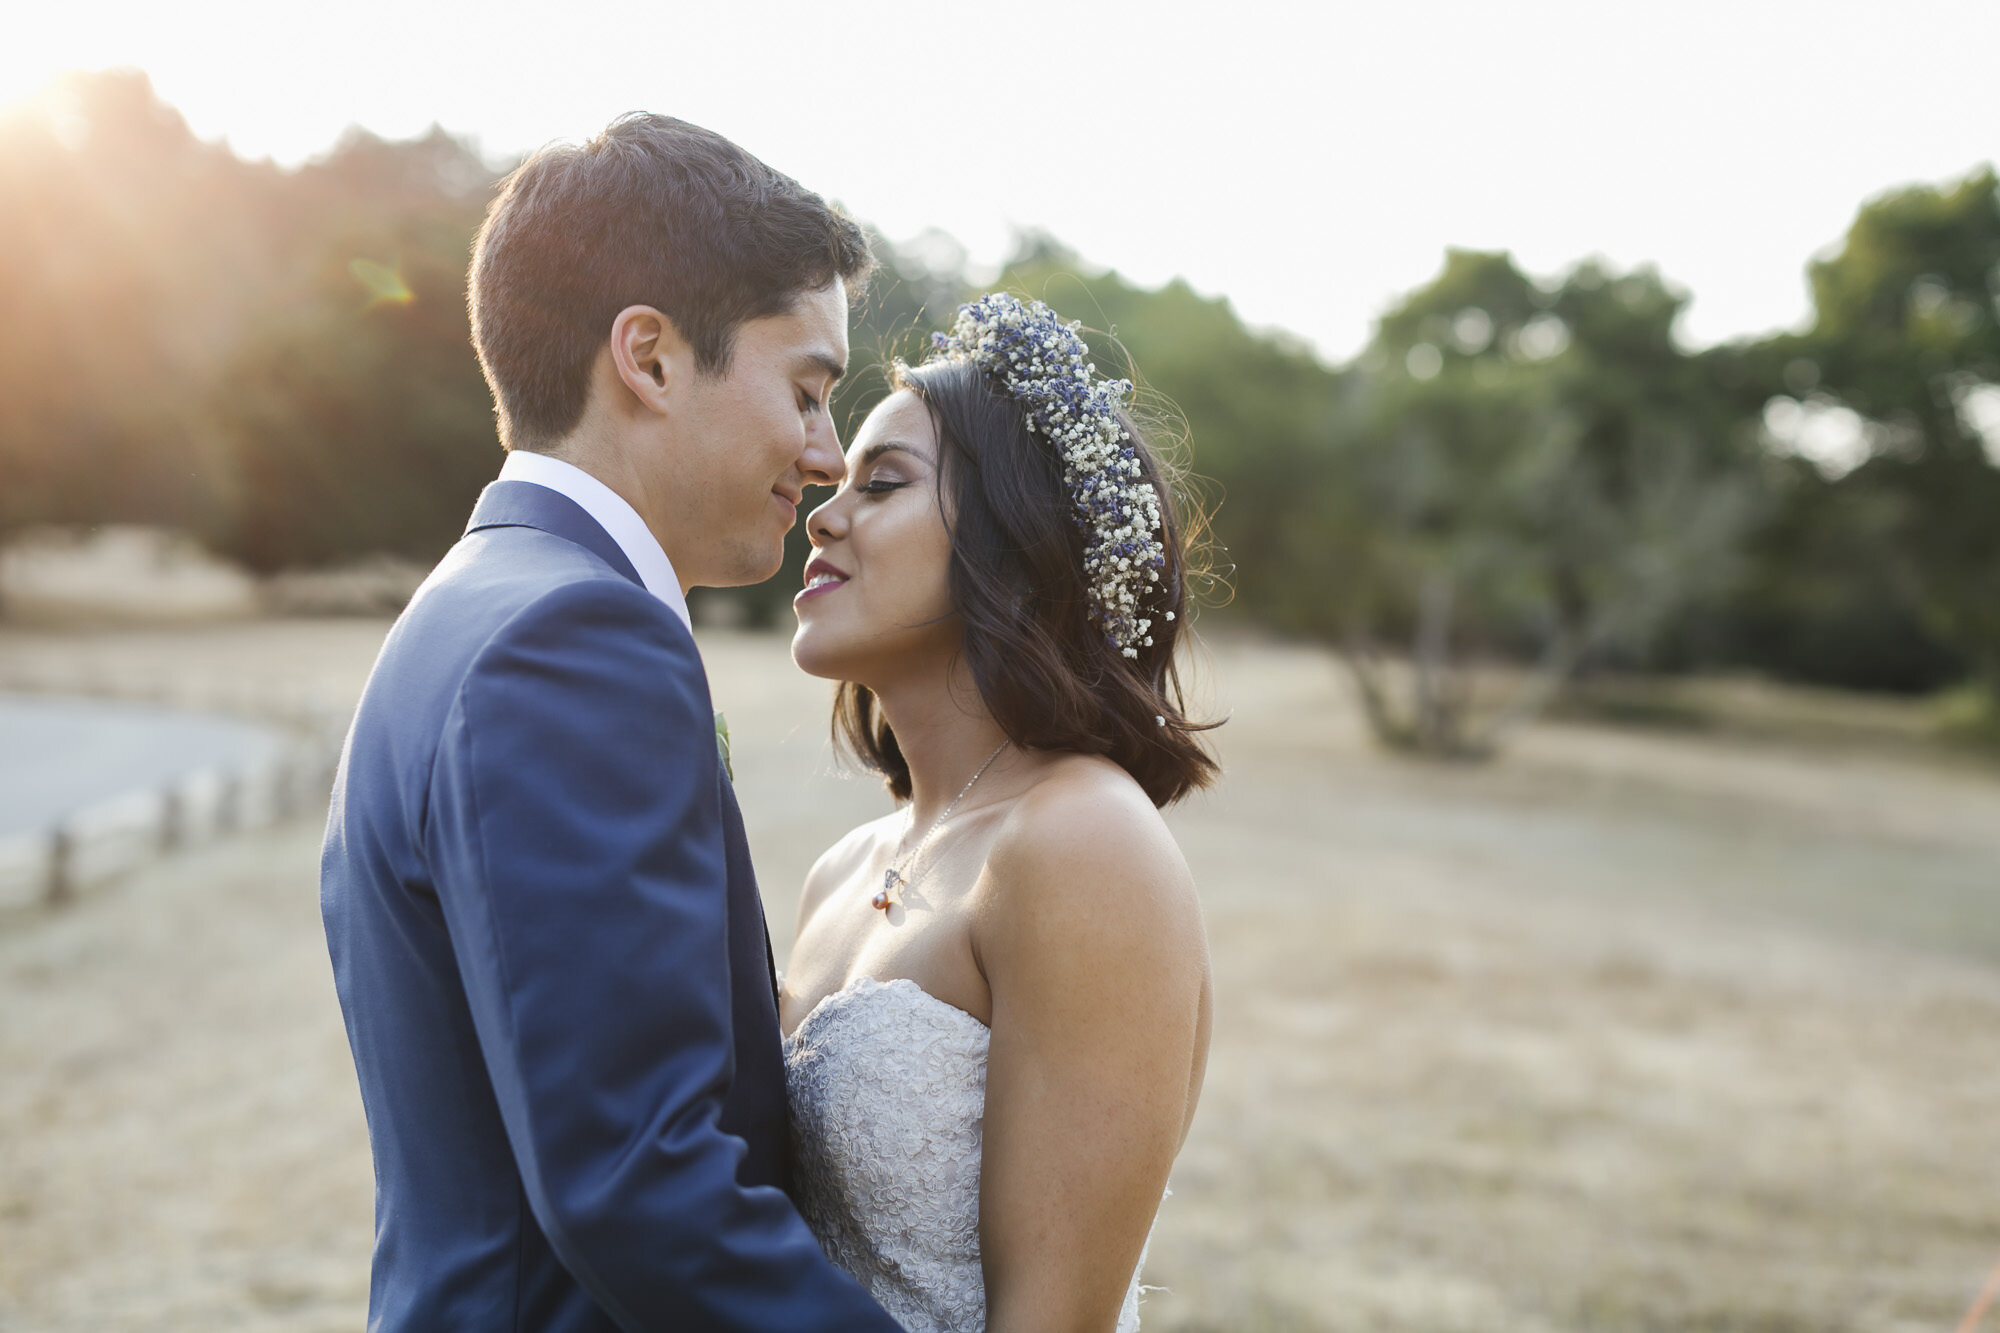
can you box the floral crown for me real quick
[930,293,1168,657]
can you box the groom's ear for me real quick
[607,305,694,416]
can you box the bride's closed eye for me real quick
[856,478,909,497]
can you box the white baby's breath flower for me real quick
[932,294,1169,655]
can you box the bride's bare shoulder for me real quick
[975,754,1202,961]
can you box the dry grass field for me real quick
[3,619,1999,1332]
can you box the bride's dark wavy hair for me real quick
[833,356,1221,808]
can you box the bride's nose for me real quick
[806,492,848,546]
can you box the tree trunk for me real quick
[1413,571,1459,755]
[1467,618,1596,751]
[1336,576,1486,759]
[1338,630,1404,747]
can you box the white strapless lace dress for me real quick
[783,976,1151,1333]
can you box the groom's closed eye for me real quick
[788,344,844,402]
[797,350,847,378]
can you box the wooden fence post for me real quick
[160,786,184,852]
[46,824,73,906]
[215,771,241,835]
[272,758,297,820]
[15,696,341,907]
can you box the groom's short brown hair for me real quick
[469,113,873,451]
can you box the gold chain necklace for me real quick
[873,741,1009,912]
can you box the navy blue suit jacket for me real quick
[321,480,897,1331]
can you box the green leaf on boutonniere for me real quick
[714,710,733,781]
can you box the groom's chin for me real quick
[707,539,787,590]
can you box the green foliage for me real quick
[2,71,1996,734]
[207,129,501,570]
[709,231,1346,628]
[1934,680,2000,751]
[0,71,274,543]
[1266,251,1772,752]
[991,236,1345,624]
[1792,168,2000,696]
[0,72,502,572]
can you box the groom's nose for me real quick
[800,412,846,488]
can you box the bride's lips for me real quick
[796,555,849,604]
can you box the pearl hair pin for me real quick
[873,741,1010,912]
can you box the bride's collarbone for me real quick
[789,871,991,1032]
[787,801,1034,1034]
[840,810,1007,925]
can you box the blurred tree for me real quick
[1687,458,1959,691]
[1278,251,1770,755]
[0,73,503,576]
[992,234,1344,626]
[701,229,1337,630]
[1785,168,2000,705]
[2,69,1993,743]
[207,128,500,570]
[727,237,1774,761]
[0,71,279,547]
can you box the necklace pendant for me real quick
[871,889,891,911]
[884,868,902,890]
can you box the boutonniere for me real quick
[714,710,733,782]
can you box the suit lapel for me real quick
[718,773,782,1007]
[465,480,645,589]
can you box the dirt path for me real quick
[4,621,1999,1331]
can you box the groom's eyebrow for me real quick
[798,350,847,382]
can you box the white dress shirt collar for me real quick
[496,450,692,632]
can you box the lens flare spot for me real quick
[349,258,413,308]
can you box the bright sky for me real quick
[5,0,1995,362]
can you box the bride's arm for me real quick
[971,771,1212,1333]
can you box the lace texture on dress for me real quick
[783,976,1148,1333]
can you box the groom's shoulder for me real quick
[381,525,698,694]
[427,526,675,632]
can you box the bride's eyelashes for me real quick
[856,478,909,497]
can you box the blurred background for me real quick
[3,2,2000,1329]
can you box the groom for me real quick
[321,114,900,1330]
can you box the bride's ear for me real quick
[607,304,694,417]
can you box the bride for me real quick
[780,293,1217,1333]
